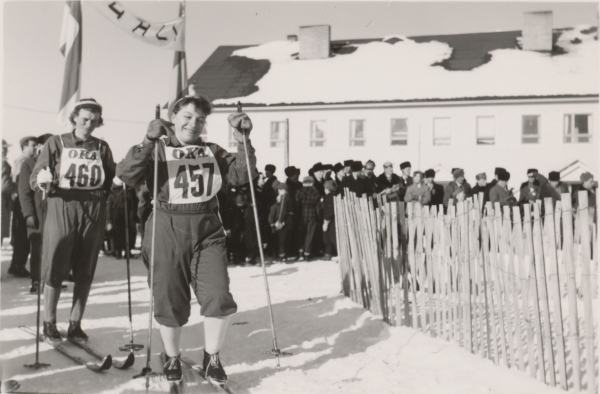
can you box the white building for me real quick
[192,12,598,186]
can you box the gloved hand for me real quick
[323,221,329,232]
[147,119,174,141]
[275,221,285,231]
[106,223,113,232]
[228,113,253,143]
[26,216,38,229]
[37,167,53,190]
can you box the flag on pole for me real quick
[166,2,188,119]
[58,1,82,129]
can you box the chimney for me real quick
[522,11,553,51]
[299,25,330,60]
[287,35,298,42]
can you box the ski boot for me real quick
[163,354,182,382]
[203,351,227,384]
[67,320,89,344]
[43,321,62,344]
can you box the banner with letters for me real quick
[88,1,185,51]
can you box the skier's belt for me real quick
[50,187,107,200]
[155,197,218,214]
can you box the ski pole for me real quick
[133,104,161,385]
[236,102,292,367]
[120,182,144,352]
[24,274,50,370]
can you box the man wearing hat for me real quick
[2,139,16,246]
[268,182,296,261]
[263,164,278,207]
[311,162,326,197]
[7,136,39,278]
[472,172,493,206]
[573,172,598,224]
[295,176,321,261]
[343,160,353,177]
[424,169,444,207]
[377,161,402,202]
[539,171,569,204]
[363,160,381,198]
[399,161,413,201]
[518,168,549,208]
[443,168,472,207]
[331,163,345,195]
[31,98,116,344]
[340,160,367,197]
[490,170,517,207]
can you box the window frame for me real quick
[390,118,408,146]
[432,117,451,146]
[522,115,540,144]
[476,115,496,146]
[564,113,593,144]
[349,119,366,147]
[270,121,286,148]
[310,120,327,147]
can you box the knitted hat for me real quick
[351,161,363,172]
[303,176,315,185]
[400,161,411,170]
[475,172,487,180]
[424,169,436,179]
[580,172,594,182]
[548,171,560,182]
[74,98,102,114]
[265,164,276,173]
[498,171,510,182]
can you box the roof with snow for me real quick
[190,26,598,106]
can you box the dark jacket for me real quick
[18,157,46,237]
[377,172,402,202]
[443,181,472,207]
[490,183,515,207]
[321,193,335,222]
[472,183,494,206]
[296,186,321,222]
[426,182,444,207]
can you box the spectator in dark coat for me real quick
[490,170,517,207]
[2,140,17,245]
[573,172,597,224]
[332,163,345,195]
[378,161,402,202]
[263,164,278,208]
[424,169,444,207]
[443,169,472,208]
[472,172,493,206]
[311,162,326,197]
[398,161,413,201]
[295,176,321,261]
[540,171,569,204]
[340,161,369,197]
[285,166,302,256]
[269,183,296,262]
[321,180,337,260]
[343,160,353,177]
[518,168,542,207]
[363,160,383,198]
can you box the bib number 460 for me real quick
[174,163,214,198]
[64,164,102,188]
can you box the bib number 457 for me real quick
[174,163,214,199]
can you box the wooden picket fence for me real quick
[334,190,598,393]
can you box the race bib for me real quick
[163,140,222,204]
[58,137,105,190]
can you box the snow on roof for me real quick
[213,26,598,106]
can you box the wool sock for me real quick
[204,316,231,355]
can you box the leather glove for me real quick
[36,167,53,190]
[26,216,38,229]
[147,119,174,141]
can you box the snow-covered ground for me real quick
[0,247,571,394]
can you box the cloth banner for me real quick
[58,1,82,129]
[89,1,185,51]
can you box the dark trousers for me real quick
[10,203,30,270]
[277,215,295,258]
[29,233,42,282]
[323,221,337,256]
[298,219,317,257]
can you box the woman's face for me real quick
[414,173,423,183]
[172,103,206,145]
[74,109,101,137]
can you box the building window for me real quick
[391,118,408,146]
[433,117,451,146]
[228,126,237,148]
[310,120,326,147]
[522,115,539,144]
[349,120,366,146]
[564,114,592,143]
[270,121,286,148]
[476,116,495,145]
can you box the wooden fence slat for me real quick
[532,202,556,386]
[449,204,460,344]
[407,203,419,330]
[463,201,473,352]
[495,202,514,366]
[482,207,498,364]
[399,202,410,327]
[577,191,596,394]
[425,206,436,336]
[543,198,568,390]
[473,198,485,357]
[468,201,477,354]
[417,204,427,332]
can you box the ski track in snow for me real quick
[1,251,587,394]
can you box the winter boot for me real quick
[163,354,182,382]
[43,321,61,343]
[203,350,227,384]
[67,320,89,343]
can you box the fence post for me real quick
[482,206,497,363]
[407,203,419,330]
[577,191,596,394]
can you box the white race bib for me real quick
[163,139,222,204]
[58,137,105,190]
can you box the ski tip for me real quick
[100,354,113,370]
[115,351,136,369]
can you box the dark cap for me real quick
[20,136,37,149]
[323,164,333,171]
[351,161,363,172]
[494,167,506,176]
[452,168,464,179]
[527,168,538,176]
[498,171,510,181]
[475,172,487,180]
[424,169,436,179]
[333,163,344,173]
[312,162,324,172]
[265,164,276,173]
[284,166,297,177]
[343,160,353,167]
[400,161,411,170]
[580,172,594,182]
[36,134,54,145]
[548,171,560,182]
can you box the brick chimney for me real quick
[299,25,330,60]
[522,11,553,51]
